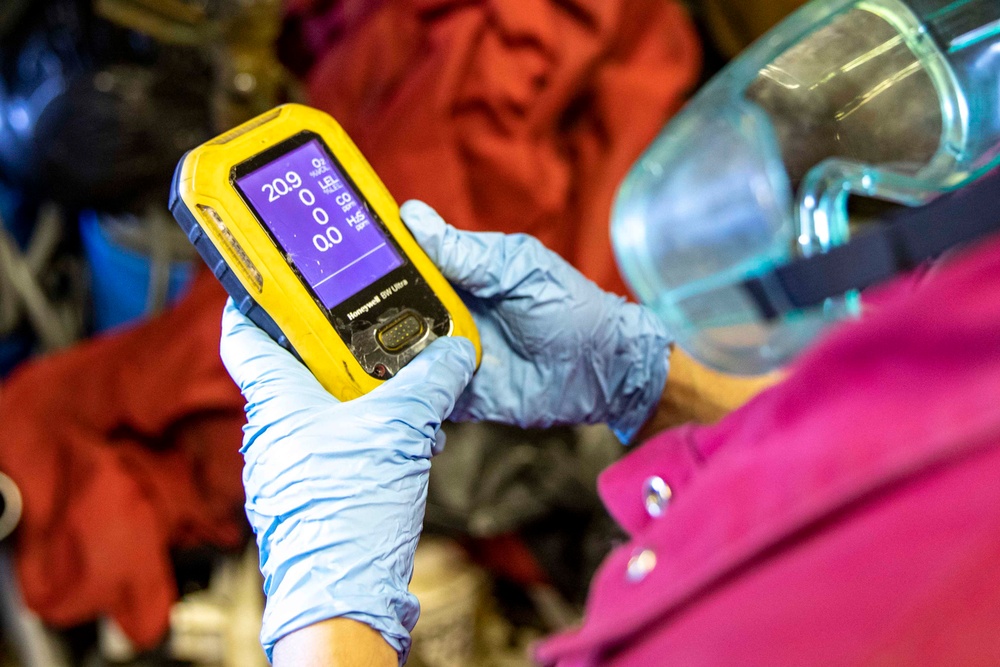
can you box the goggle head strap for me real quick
[743,169,1000,320]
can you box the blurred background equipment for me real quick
[0,0,808,665]
[698,0,809,59]
[408,538,485,667]
[94,0,292,131]
[0,204,83,356]
[79,209,195,331]
[0,0,298,356]
[427,423,623,611]
[96,544,268,667]
[0,0,294,665]
[0,0,208,212]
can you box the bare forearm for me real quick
[636,347,782,442]
[272,618,397,667]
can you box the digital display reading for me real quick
[235,138,403,309]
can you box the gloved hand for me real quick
[400,200,672,443]
[219,300,476,663]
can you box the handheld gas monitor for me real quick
[170,104,480,400]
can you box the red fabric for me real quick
[283,0,701,295]
[0,272,246,648]
[536,230,1000,664]
[0,0,698,648]
[466,534,550,586]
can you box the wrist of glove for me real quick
[401,200,671,443]
[590,293,673,442]
[220,300,475,663]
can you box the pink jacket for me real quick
[537,234,1000,666]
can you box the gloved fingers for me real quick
[431,429,447,456]
[220,299,335,411]
[400,199,491,294]
[373,335,476,424]
[401,199,558,300]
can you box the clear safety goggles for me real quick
[612,0,1000,375]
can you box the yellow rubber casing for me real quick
[173,103,481,400]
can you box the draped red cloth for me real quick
[283,0,701,295]
[0,0,699,647]
[0,273,247,647]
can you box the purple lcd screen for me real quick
[235,138,403,309]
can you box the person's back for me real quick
[538,226,1000,665]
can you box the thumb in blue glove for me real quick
[400,200,671,443]
[220,299,476,663]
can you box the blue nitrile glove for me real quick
[219,300,476,664]
[400,200,672,443]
